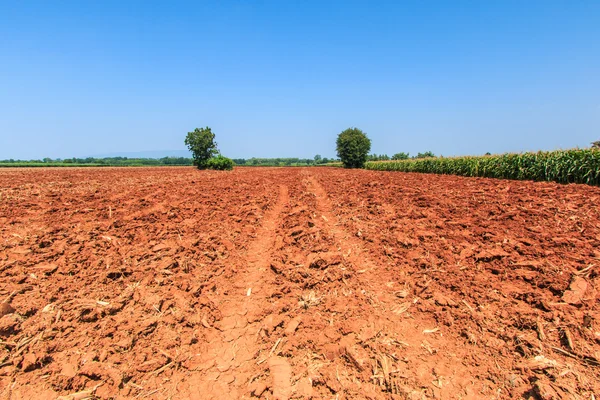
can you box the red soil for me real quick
[0,167,598,399]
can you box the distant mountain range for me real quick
[89,150,192,159]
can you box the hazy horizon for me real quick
[1,1,599,160]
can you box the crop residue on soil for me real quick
[0,166,599,399]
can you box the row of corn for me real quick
[364,149,600,185]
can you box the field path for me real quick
[301,171,483,398]
[303,173,376,272]
[175,184,290,399]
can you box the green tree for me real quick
[415,151,435,159]
[314,154,322,164]
[392,152,409,160]
[184,127,219,169]
[206,154,234,170]
[336,127,371,168]
[367,153,390,161]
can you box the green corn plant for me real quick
[364,149,600,186]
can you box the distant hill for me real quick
[90,150,192,159]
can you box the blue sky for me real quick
[1,0,599,159]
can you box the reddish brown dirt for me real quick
[0,166,599,399]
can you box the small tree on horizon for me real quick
[367,154,390,161]
[184,127,219,169]
[336,128,371,168]
[392,152,409,160]
[592,140,600,149]
[415,151,435,159]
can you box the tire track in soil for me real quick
[303,173,392,295]
[302,171,482,398]
[177,185,289,399]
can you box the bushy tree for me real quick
[206,155,234,170]
[592,140,600,149]
[415,151,435,159]
[367,154,390,161]
[184,127,219,169]
[392,152,409,160]
[336,127,371,168]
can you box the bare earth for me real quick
[0,167,599,399]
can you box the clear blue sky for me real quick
[1,0,599,160]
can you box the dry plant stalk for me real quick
[391,302,411,315]
[372,354,402,394]
[299,291,321,309]
[536,319,546,341]
[56,381,104,400]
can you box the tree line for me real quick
[367,151,435,161]
[0,157,339,167]
[0,157,193,166]
[2,126,437,169]
[234,156,335,166]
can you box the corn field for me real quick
[364,149,600,185]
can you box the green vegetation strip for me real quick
[0,159,344,168]
[364,149,600,185]
[0,157,193,168]
[0,163,110,168]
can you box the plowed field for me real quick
[0,167,599,399]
